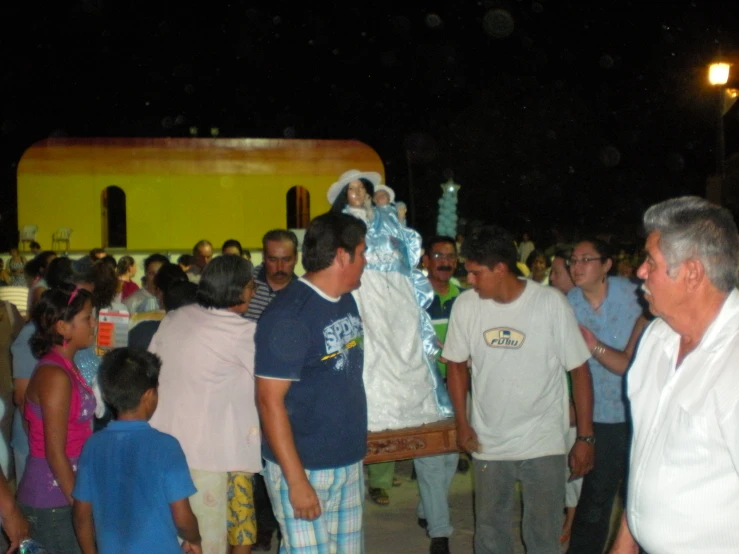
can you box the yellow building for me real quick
[17,137,385,251]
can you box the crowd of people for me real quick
[0,180,737,554]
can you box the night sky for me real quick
[3,0,739,251]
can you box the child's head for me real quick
[373,184,395,207]
[99,348,161,419]
[30,286,94,358]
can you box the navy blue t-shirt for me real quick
[255,278,367,469]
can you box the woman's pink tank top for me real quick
[24,350,95,458]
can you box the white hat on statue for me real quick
[373,184,396,203]
[327,169,381,205]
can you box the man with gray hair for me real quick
[611,196,739,554]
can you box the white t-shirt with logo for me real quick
[443,280,590,461]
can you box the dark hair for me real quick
[525,249,549,270]
[116,255,136,277]
[329,178,375,214]
[222,239,243,256]
[89,248,106,259]
[192,240,213,256]
[302,213,367,272]
[85,261,118,309]
[30,241,41,250]
[262,230,299,253]
[100,255,117,272]
[30,287,92,358]
[461,225,518,272]
[24,251,57,279]
[424,235,457,255]
[177,254,194,267]
[39,251,57,267]
[99,348,161,415]
[553,248,571,262]
[164,280,198,311]
[143,253,170,271]
[575,238,612,261]
[197,255,254,309]
[45,257,76,290]
[154,263,188,297]
[25,257,42,279]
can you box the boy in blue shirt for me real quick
[72,348,202,554]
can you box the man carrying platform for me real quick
[256,213,368,554]
[444,225,595,554]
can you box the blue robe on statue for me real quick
[345,204,452,431]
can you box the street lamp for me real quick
[708,63,730,183]
[707,62,733,206]
[709,63,730,87]
[708,62,731,181]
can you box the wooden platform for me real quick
[365,418,459,464]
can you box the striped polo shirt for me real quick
[244,263,296,322]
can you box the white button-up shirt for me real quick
[626,289,739,553]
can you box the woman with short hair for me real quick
[149,255,260,554]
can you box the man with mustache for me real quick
[245,229,299,551]
[610,197,739,554]
[245,230,299,323]
[414,235,464,554]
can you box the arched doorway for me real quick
[286,186,310,229]
[101,186,127,247]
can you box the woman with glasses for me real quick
[564,239,644,554]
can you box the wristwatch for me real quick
[576,435,596,445]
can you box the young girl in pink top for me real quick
[17,286,96,554]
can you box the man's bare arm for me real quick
[569,363,595,478]
[447,360,480,454]
[257,376,321,520]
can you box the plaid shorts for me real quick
[263,460,364,553]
